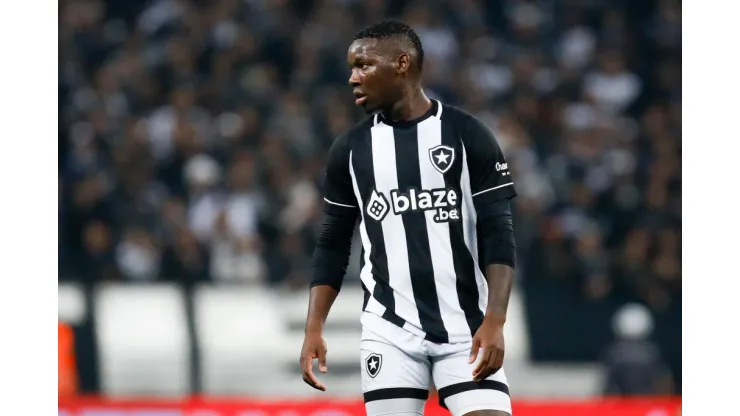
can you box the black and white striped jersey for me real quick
[323,100,516,344]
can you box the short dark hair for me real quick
[353,20,424,70]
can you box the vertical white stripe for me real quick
[370,123,421,327]
[417,118,470,336]
[349,151,386,317]
[460,143,488,314]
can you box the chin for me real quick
[360,101,381,114]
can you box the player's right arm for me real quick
[300,133,359,391]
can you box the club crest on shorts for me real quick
[365,353,382,378]
[428,145,455,174]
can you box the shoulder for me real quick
[439,102,495,144]
[327,115,375,163]
[331,115,375,150]
[345,115,376,141]
[439,102,487,134]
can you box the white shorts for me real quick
[361,313,512,416]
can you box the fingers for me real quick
[300,353,326,391]
[472,347,504,382]
[302,373,326,391]
[468,337,481,364]
[318,346,328,373]
[472,347,493,381]
[491,346,504,373]
[302,365,326,391]
[302,376,326,391]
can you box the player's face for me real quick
[347,39,400,113]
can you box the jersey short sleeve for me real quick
[463,116,517,205]
[323,134,358,209]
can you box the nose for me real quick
[348,68,361,87]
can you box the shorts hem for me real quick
[363,387,429,403]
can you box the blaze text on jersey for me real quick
[366,187,460,223]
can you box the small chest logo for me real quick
[428,145,455,174]
[365,353,382,378]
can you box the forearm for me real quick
[476,199,517,324]
[484,264,515,324]
[307,204,357,333]
[305,285,340,333]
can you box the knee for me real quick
[463,410,511,416]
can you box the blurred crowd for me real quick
[58,0,681,314]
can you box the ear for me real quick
[397,54,411,75]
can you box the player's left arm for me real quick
[462,115,517,381]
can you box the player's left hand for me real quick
[469,318,505,382]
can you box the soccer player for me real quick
[300,20,517,416]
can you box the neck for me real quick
[383,87,432,123]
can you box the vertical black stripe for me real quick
[442,124,484,336]
[356,130,404,326]
[394,127,448,342]
[362,287,370,311]
[360,249,370,311]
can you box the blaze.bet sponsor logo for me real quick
[365,187,460,223]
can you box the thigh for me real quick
[361,329,430,416]
[431,350,511,416]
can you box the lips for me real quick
[353,91,367,105]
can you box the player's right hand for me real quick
[299,332,328,391]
